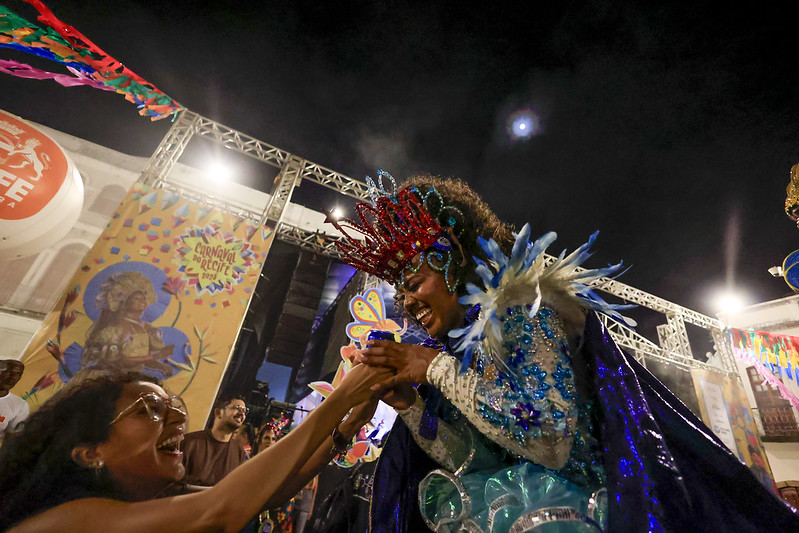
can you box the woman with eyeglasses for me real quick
[0,365,392,532]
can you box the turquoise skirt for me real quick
[418,462,607,532]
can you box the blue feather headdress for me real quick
[449,223,636,372]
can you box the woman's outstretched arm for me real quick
[263,396,379,508]
[11,363,393,533]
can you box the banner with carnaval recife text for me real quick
[691,368,778,493]
[13,182,273,431]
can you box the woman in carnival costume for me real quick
[330,171,799,532]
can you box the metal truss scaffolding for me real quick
[138,109,733,376]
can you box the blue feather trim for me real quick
[448,224,636,372]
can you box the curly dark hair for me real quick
[394,173,515,309]
[0,372,160,530]
[212,394,246,413]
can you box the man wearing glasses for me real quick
[181,395,250,486]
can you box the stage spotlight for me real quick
[714,290,746,314]
[206,161,232,180]
[330,207,344,220]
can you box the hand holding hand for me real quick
[333,361,394,406]
[357,340,439,384]
[378,382,417,411]
[339,396,379,438]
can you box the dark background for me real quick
[2,1,797,338]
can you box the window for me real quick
[747,366,799,439]
[27,243,90,313]
[0,255,37,308]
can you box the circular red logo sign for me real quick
[0,111,69,221]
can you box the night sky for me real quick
[2,1,797,336]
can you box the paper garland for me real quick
[0,1,183,120]
[728,327,799,411]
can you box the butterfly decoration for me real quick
[308,349,352,399]
[307,287,403,467]
[346,288,406,344]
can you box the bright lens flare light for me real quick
[206,162,233,180]
[714,291,746,314]
[506,109,538,140]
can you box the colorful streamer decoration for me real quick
[0,1,183,120]
[728,327,799,411]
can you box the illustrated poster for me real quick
[13,182,273,431]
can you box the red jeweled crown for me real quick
[329,171,449,283]
[331,187,443,283]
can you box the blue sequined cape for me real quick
[369,313,799,532]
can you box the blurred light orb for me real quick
[206,162,232,180]
[331,206,344,220]
[715,291,746,314]
[506,109,538,140]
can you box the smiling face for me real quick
[124,291,149,315]
[94,381,186,500]
[400,258,465,341]
[216,399,247,431]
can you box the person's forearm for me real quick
[264,429,341,507]
[266,408,374,506]
[197,393,354,532]
[427,351,574,470]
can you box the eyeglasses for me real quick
[109,392,187,425]
[226,404,249,415]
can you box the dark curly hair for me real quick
[0,372,160,530]
[394,173,515,310]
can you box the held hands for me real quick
[332,361,395,406]
[339,396,380,438]
[378,382,417,410]
[357,340,440,389]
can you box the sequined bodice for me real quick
[468,304,605,489]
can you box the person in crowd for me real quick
[0,364,390,532]
[291,477,316,533]
[233,423,254,458]
[0,357,29,444]
[254,420,295,533]
[255,421,279,455]
[331,171,799,532]
[181,395,249,486]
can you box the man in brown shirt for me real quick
[181,395,249,486]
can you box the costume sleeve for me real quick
[397,389,497,473]
[427,305,579,467]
